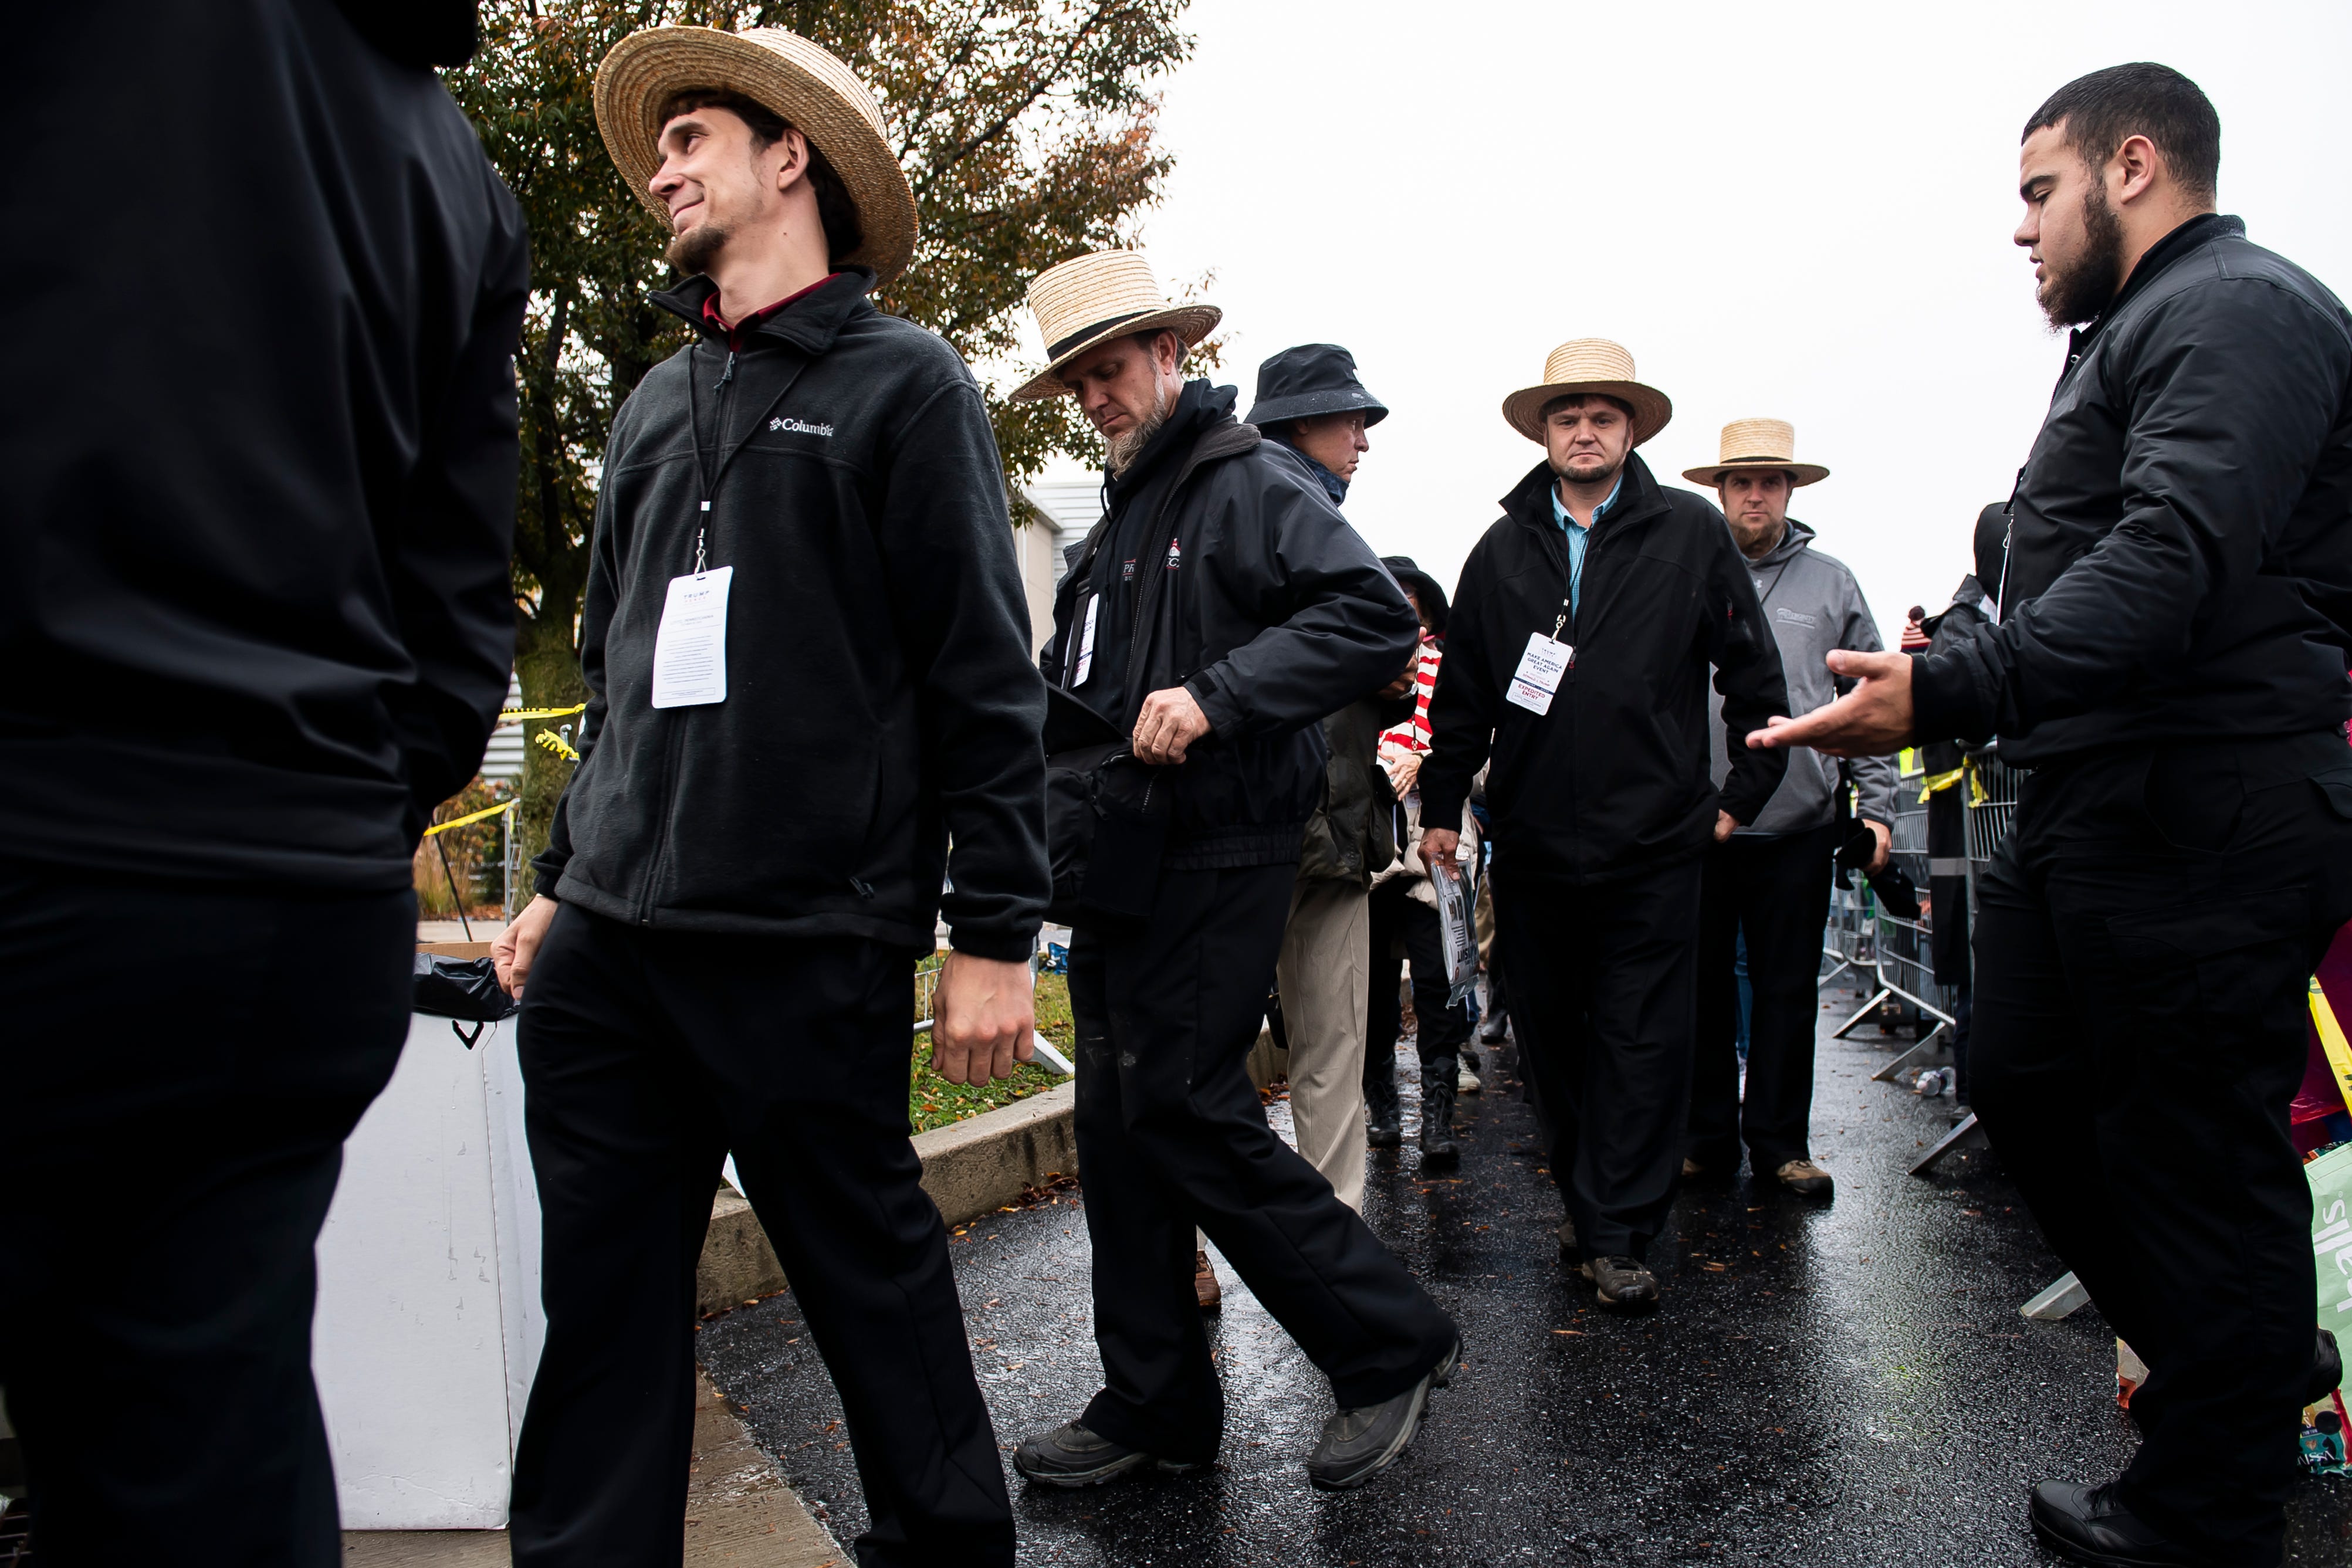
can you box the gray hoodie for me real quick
[1708,520,1899,834]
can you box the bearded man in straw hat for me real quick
[1015,252,1459,1492]
[1678,419,1897,1203]
[1417,341,1789,1314]
[487,26,1045,1565]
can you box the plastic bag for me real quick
[1430,859,1478,1010]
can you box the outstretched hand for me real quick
[1748,649,1916,759]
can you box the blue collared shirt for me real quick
[1550,475,1622,621]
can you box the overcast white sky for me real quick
[1016,0,2352,638]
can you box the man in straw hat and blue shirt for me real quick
[1018,252,1459,1491]
[488,25,1045,1565]
[1683,419,1897,1201]
[1417,341,1789,1313]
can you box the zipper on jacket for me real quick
[849,877,876,899]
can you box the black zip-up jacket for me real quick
[1420,453,1789,882]
[1914,215,2352,763]
[1040,382,1419,867]
[533,271,1048,961]
[0,0,528,888]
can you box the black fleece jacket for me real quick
[1420,453,1789,883]
[0,0,527,889]
[1040,382,1419,866]
[533,271,1049,961]
[1914,215,2352,763]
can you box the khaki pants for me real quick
[1274,875,1371,1211]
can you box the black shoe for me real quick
[1304,1339,1459,1491]
[1417,1058,1460,1164]
[1555,1217,1578,1258]
[2309,1327,2343,1406]
[2028,1480,2214,1566]
[1012,1421,1203,1488]
[1365,1068,1403,1147]
[1581,1255,1659,1313]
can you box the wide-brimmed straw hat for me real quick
[1682,418,1830,487]
[1011,251,1221,402]
[594,26,919,285]
[1501,339,1672,446]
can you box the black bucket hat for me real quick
[1245,343,1389,429]
[1380,556,1449,638]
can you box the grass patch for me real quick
[908,962,1077,1135]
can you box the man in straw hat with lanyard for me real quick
[1417,341,1789,1313]
[1754,63,2352,1568]
[1016,252,1459,1491]
[489,26,1045,1565]
[1681,420,1897,1201]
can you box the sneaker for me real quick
[1580,1255,1660,1313]
[1193,1248,1221,1312]
[1304,1339,1460,1491]
[1013,1420,1202,1488]
[1775,1159,1834,1198]
[2028,1479,2208,1565]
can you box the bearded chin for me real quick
[666,215,733,277]
[1106,382,1176,475]
[2039,182,2127,329]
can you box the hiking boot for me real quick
[1417,1058,1460,1165]
[1555,1216,1578,1258]
[1304,1339,1460,1491]
[1365,1067,1403,1148]
[1776,1159,1834,1198]
[2028,1479,2209,1566]
[1193,1248,1221,1312]
[1581,1255,1660,1313]
[1013,1420,1202,1488]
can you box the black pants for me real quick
[1068,862,1456,1460]
[1496,855,1703,1262]
[1973,734,2352,1566]
[1688,823,1839,1172]
[511,906,1011,1568]
[0,862,412,1566]
[1364,877,1473,1081]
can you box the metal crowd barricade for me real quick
[1906,744,2022,1177]
[1815,751,1961,1089]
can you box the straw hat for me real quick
[594,26,919,285]
[1501,339,1672,446]
[1681,418,1829,487]
[1010,251,1221,402]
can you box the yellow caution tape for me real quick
[1967,757,1991,807]
[535,729,580,763]
[423,799,516,837]
[1919,766,1967,802]
[2312,978,2352,1119]
[498,705,587,724]
[1898,746,1919,777]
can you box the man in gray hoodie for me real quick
[1691,421,1897,1198]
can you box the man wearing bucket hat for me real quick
[1417,341,1789,1313]
[1681,420,1897,1201]
[1018,253,1459,1490]
[1248,343,1397,1214]
[488,26,1046,1565]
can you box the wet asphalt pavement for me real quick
[698,983,2352,1566]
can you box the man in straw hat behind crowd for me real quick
[489,25,1047,1564]
[1020,252,1459,1491]
[1418,341,1789,1314]
[1683,420,1897,1202]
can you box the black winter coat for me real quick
[1914,215,2352,763]
[1040,382,1419,867]
[0,0,528,889]
[534,272,1048,961]
[1420,453,1790,883]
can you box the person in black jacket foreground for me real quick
[0,4,527,1563]
[1011,250,1458,1492]
[1417,340,1789,1314]
[488,28,1045,1567]
[1756,65,2352,1568]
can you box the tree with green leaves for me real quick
[442,0,1190,863]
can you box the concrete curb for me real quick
[696,1082,1078,1315]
